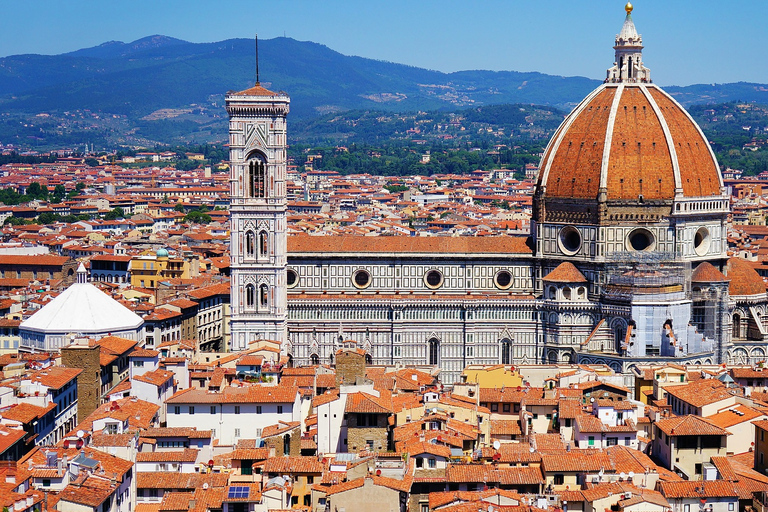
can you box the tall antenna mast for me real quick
[255,33,260,85]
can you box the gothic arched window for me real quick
[733,313,742,339]
[245,284,255,307]
[428,338,440,366]
[245,231,255,257]
[500,338,512,365]
[259,284,269,307]
[259,231,268,258]
[247,156,267,198]
[310,354,319,365]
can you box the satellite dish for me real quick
[620,472,627,480]
[493,440,501,450]
[628,471,635,479]
[76,430,85,439]
[590,397,595,403]
[203,483,209,489]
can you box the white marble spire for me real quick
[606,2,651,83]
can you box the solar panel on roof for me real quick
[228,486,249,499]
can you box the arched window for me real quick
[245,284,255,307]
[259,231,268,258]
[259,284,269,307]
[614,323,626,349]
[247,157,266,198]
[310,354,319,365]
[733,314,742,339]
[245,231,255,257]
[365,354,373,365]
[500,338,512,365]
[428,338,440,366]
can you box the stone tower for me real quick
[225,83,290,350]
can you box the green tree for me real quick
[174,203,186,212]
[103,207,125,220]
[37,212,59,224]
[3,216,27,226]
[175,159,198,171]
[84,158,99,167]
[184,210,212,224]
[26,182,47,199]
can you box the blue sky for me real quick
[2,0,766,86]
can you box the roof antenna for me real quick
[255,33,260,85]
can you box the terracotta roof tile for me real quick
[658,480,737,499]
[539,84,722,204]
[288,235,532,255]
[655,414,730,437]
[540,450,612,472]
[726,257,766,296]
[136,471,229,490]
[344,392,392,414]
[543,262,588,283]
[264,456,324,474]
[166,385,298,404]
[691,262,728,282]
[446,465,543,485]
[136,448,199,463]
[663,379,734,408]
[1,401,56,424]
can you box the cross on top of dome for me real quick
[606,3,651,83]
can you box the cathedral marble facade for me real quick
[227,6,768,384]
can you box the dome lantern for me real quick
[607,3,650,83]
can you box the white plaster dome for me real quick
[20,265,143,349]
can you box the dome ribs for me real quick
[607,86,673,200]
[546,87,616,199]
[647,88,721,198]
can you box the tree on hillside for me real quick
[184,209,212,224]
[103,207,125,221]
[37,212,58,225]
[3,216,27,226]
[26,182,49,200]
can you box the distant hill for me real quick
[1,36,768,147]
[0,36,602,119]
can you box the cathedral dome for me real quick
[536,83,722,203]
[536,5,723,211]
[725,257,766,297]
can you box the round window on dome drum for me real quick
[627,228,655,252]
[424,270,444,289]
[558,226,582,255]
[286,269,298,288]
[352,269,372,289]
[494,270,513,290]
[694,227,711,256]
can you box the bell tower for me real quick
[225,80,290,351]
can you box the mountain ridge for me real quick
[1,36,768,147]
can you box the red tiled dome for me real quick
[537,83,722,202]
[691,262,728,283]
[543,262,588,283]
[725,257,766,296]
